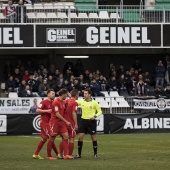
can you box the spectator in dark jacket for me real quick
[38,79,50,97]
[27,75,37,91]
[13,68,22,88]
[47,75,56,88]
[107,76,117,92]
[5,76,15,93]
[62,79,72,92]
[18,80,26,97]
[97,75,107,91]
[155,60,166,87]
[90,78,105,97]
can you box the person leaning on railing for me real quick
[16,0,27,23]
[4,0,16,23]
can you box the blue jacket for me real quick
[155,65,165,77]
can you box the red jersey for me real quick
[51,98,65,122]
[64,98,78,126]
[38,99,52,124]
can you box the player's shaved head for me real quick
[71,89,79,97]
[58,88,68,96]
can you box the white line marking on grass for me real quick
[17,136,92,142]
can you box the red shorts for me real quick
[40,123,49,139]
[48,120,68,137]
[67,126,76,138]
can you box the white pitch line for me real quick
[18,136,92,142]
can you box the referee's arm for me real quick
[94,102,102,118]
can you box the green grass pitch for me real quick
[0,134,170,170]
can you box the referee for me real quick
[76,88,102,158]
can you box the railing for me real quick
[1,4,170,24]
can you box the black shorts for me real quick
[78,119,96,135]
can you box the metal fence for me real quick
[1,4,170,24]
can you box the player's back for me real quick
[51,98,65,121]
[64,98,78,125]
[39,99,52,124]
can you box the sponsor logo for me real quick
[0,115,7,132]
[124,118,170,129]
[156,98,166,111]
[0,27,23,45]
[86,26,151,44]
[33,115,41,132]
[46,28,76,43]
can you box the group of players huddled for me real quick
[33,88,102,160]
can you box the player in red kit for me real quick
[33,89,59,159]
[59,89,79,158]
[47,89,74,160]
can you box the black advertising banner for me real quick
[36,25,161,47]
[106,113,170,134]
[163,25,170,46]
[0,25,33,47]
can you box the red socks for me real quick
[69,142,74,156]
[62,139,69,156]
[34,140,45,155]
[52,142,59,155]
[59,141,63,155]
[47,140,54,157]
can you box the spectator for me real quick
[27,75,37,92]
[107,76,117,92]
[135,79,148,96]
[13,68,22,88]
[72,78,81,91]
[74,59,84,77]
[53,69,60,80]
[94,69,101,80]
[4,0,16,23]
[117,74,127,93]
[155,60,166,87]
[54,82,62,96]
[116,64,125,80]
[134,70,139,82]
[90,78,105,97]
[82,82,92,94]
[32,71,39,81]
[41,68,48,79]
[47,75,56,88]
[126,76,136,95]
[18,80,26,97]
[16,0,27,23]
[38,79,50,97]
[5,76,15,93]
[132,59,142,73]
[38,64,45,75]
[83,69,90,82]
[22,70,30,81]
[23,85,34,97]
[155,85,165,98]
[57,73,64,84]
[97,75,107,91]
[143,71,152,86]
[29,98,38,113]
[62,79,72,92]
[79,74,85,87]
[89,73,94,82]
[64,69,72,81]
[48,64,56,76]
[63,62,74,75]
[164,84,170,98]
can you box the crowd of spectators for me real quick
[3,51,170,98]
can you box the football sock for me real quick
[52,142,59,155]
[78,141,83,156]
[69,142,74,156]
[34,140,45,155]
[47,140,53,157]
[59,141,63,155]
[93,140,98,155]
[62,139,69,156]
